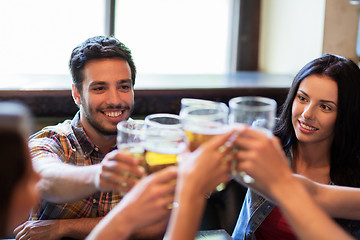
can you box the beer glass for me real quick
[180,98,217,110]
[144,113,186,173]
[117,119,147,173]
[229,96,277,183]
[180,100,230,192]
[180,100,229,152]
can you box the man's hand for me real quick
[14,220,62,240]
[95,150,145,193]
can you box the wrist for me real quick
[177,173,204,199]
[271,175,306,206]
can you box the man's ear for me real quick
[72,84,81,105]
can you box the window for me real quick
[0,0,251,90]
[0,0,105,75]
[115,0,234,74]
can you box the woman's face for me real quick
[7,153,40,232]
[291,74,338,146]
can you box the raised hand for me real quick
[95,150,145,193]
[234,126,292,201]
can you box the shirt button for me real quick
[94,147,99,151]
[92,199,97,203]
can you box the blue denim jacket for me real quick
[232,189,274,240]
[232,188,360,240]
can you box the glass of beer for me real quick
[144,113,186,173]
[229,96,277,183]
[180,100,229,152]
[180,98,217,110]
[117,119,147,174]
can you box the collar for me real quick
[71,111,117,156]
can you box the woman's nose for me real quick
[301,104,314,120]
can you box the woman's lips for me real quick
[298,120,318,133]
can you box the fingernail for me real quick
[138,166,145,174]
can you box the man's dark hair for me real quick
[69,36,136,92]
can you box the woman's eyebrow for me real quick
[298,90,309,98]
[320,99,337,106]
[299,90,337,106]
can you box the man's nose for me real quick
[107,89,122,106]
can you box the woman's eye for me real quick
[297,95,306,102]
[321,105,332,111]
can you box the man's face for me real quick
[73,58,134,137]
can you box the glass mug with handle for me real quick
[229,96,277,184]
[144,113,186,174]
[117,119,148,175]
[180,99,230,152]
[180,99,230,191]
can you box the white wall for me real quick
[259,0,360,75]
[322,0,359,61]
[259,0,326,75]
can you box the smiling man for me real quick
[14,36,166,240]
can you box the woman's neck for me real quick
[292,142,331,184]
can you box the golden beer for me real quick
[184,126,229,152]
[119,143,148,174]
[144,144,185,174]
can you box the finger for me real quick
[156,179,177,196]
[15,227,28,240]
[13,222,25,235]
[102,160,145,178]
[235,148,258,162]
[205,129,237,149]
[107,150,140,166]
[238,126,270,139]
[234,130,271,150]
[150,167,178,184]
[99,172,139,190]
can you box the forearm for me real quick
[274,177,354,240]
[295,174,360,220]
[129,220,168,240]
[318,184,360,220]
[60,217,102,239]
[165,185,206,240]
[86,211,132,240]
[38,163,99,203]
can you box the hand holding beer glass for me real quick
[229,96,277,184]
[144,113,185,209]
[116,120,147,195]
[180,100,230,152]
[117,119,148,173]
[180,100,231,191]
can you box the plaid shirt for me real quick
[29,112,122,220]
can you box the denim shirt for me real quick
[232,188,360,240]
[232,189,274,240]
[232,150,360,240]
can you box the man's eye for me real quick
[119,85,132,91]
[92,87,105,91]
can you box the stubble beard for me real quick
[83,103,134,137]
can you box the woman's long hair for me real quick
[275,54,360,187]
